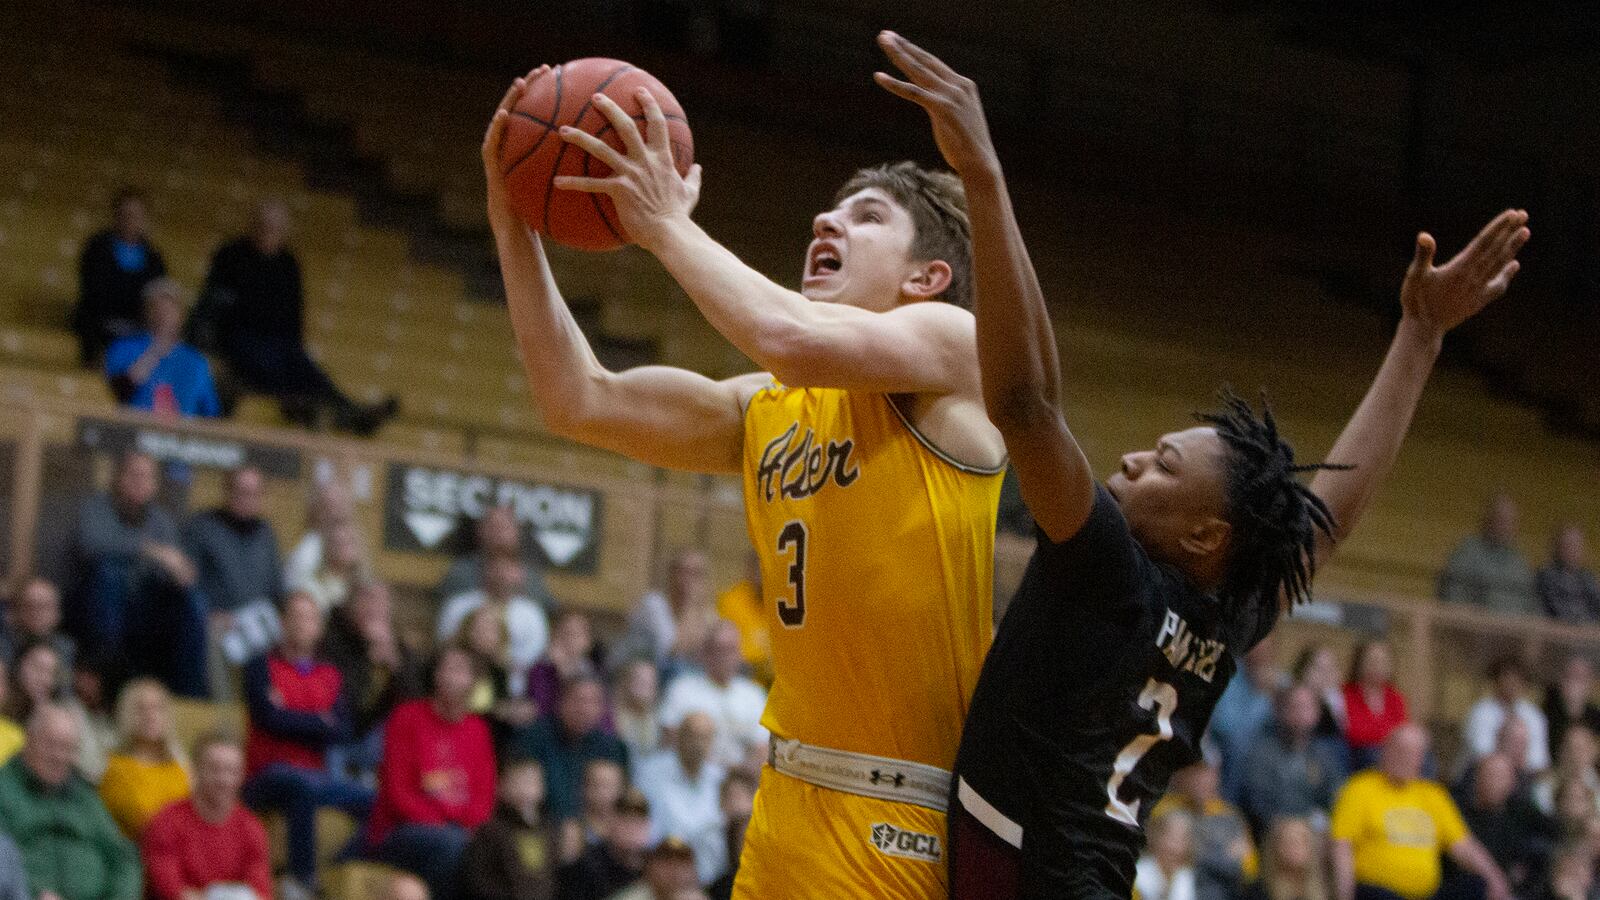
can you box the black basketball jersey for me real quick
[953,484,1275,897]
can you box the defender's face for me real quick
[802,188,918,312]
[1105,427,1229,567]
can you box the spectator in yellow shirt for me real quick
[99,678,191,837]
[1331,723,1509,900]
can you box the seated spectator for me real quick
[70,655,118,783]
[1154,762,1256,900]
[1538,525,1600,624]
[241,592,371,895]
[0,832,25,900]
[0,671,21,764]
[1342,639,1408,769]
[459,605,540,745]
[706,770,757,900]
[0,576,76,681]
[105,278,220,420]
[369,645,497,900]
[607,837,702,900]
[1330,724,1509,900]
[1135,808,1197,900]
[188,199,396,433]
[99,678,190,838]
[462,757,557,900]
[713,552,772,687]
[435,506,554,613]
[1543,837,1597,900]
[1546,655,1600,751]
[1240,683,1348,837]
[527,609,598,719]
[558,788,653,900]
[1210,635,1283,803]
[1291,641,1346,738]
[1438,491,1537,615]
[517,674,628,822]
[74,188,166,367]
[637,711,727,886]
[286,520,370,615]
[612,658,663,765]
[1449,753,1546,897]
[607,550,718,678]
[659,621,767,772]
[321,580,424,782]
[577,758,628,848]
[1532,726,1600,819]
[0,704,141,900]
[438,555,549,699]
[1245,817,1327,900]
[141,730,271,900]
[184,466,282,699]
[282,478,357,591]
[65,451,205,698]
[6,640,108,781]
[1463,655,1551,773]
[386,873,432,900]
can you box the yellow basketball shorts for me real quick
[732,765,949,899]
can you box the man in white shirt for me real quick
[436,554,548,697]
[635,712,727,886]
[1463,655,1551,773]
[658,621,768,770]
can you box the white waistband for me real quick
[768,737,951,813]
[956,776,1024,849]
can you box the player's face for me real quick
[802,188,919,312]
[1105,426,1231,578]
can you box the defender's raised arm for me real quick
[485,70,765,474]
[876,31,1095,540]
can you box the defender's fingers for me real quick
[552,175,619,195]
[637,90,671,153]
[877,31,951,90]
[592,93,648,158]
[1485,259,1521,298]
[874,71,940,108]
[1410,232,1437,273]
[885,31,964,87]
[559,126,629,172]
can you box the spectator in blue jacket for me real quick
[105,278,220,420]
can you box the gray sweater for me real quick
[183,509,283,613]
[0,831,27,900]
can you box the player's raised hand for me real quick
[874,31,998,178]
[553,91,703,251]
[483,66,551,231]
[1400,208,1530,336]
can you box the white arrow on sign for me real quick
[404,511,458,549]
[535,530,588,566]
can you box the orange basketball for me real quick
[497,58,694,252]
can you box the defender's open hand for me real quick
[1401,209,1530,336]
[553,90,703,250]
[874,31,999,178]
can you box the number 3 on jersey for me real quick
[775,520,808,628]
[1104,678,1177,826]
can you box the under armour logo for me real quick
[869,769,906,788]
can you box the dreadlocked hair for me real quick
[1194,389,1351,615]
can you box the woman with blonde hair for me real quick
[98,677,191,837]
[1247,818,1328,900]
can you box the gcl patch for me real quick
[868,822,942,863]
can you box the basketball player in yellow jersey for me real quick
[484,67,1005,898]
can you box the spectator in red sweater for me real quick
[1342,638,1410,769]
[240,592,372,895]
[142,730,272,900]
[369,644,496,900]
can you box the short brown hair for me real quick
[833,161,972,309]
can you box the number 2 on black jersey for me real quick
[776,520,808,628]
[1104,678,1177,826]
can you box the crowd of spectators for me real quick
[1134,638,1600,900]
[0,455,774,900]
[72,191,398,436]
[1439,493,1600,624]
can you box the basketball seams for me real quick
[542,64,635,245]
[585,113,693,245]
[501,63,564,183]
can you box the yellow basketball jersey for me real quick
[742,383,1003,770]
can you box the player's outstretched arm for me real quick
[1305,209,1529,569]
[875,31,1096,541]
[484,70,765,474]
[552,91,977,397]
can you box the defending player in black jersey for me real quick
[874,32,1531,898]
